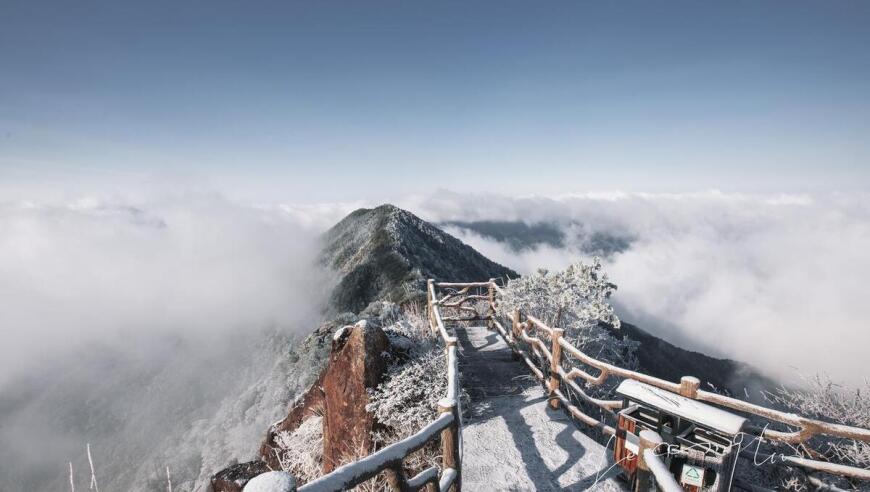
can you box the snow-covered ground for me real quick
[456,325,627,491]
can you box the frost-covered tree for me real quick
[496,258,620,330]
[496,258,639,397]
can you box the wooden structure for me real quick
[614,380,745,491]
[252,279,870,492]
[279,280,462,492]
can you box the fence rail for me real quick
[435,279,870,484]
[252,278,870,491]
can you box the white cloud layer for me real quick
[1,187,868,489]
[412,191,870,385]
[0,193,341,385]
[0,192,356,490]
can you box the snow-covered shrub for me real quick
[273,415,323,485]
[367,350,446,435]
[495,259,639,397]
[496,258,620,330]
[365,303,448,481]
[367,302,444,433]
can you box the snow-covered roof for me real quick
[616,379,746,435]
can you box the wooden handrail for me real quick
[287,281,462,492]
[289,279,870,491]
[297,413,454,492]
[427,279,870,483]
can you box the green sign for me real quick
[680,464,705,487]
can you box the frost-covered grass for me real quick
[760,375,870,490]
[368,350,446,435]
[273,414,324,485]
[774,376,869,467]
[270,302,450,491]
[364,303,448,486]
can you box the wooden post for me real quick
[510,309,521,360]
[438,398,460,492]
[679,376,700,399]
[511,309,520,341]
[384,466,408,492]
[548,328,564,410]
[427,279,437,335]
[486,279,496,330]
[635,430,664,492]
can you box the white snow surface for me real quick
[457,325,627,491]
[244,471,297,492]
[332,326,348,342]
[616,379,747,435]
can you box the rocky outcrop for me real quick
[321,204,517,313]
[210,461,270,492]
[321,321,390,472]
[244,320,390,483]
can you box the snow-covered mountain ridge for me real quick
[321,204,517,313]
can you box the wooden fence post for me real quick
[427,279,437,335]
[548,328,564,410]
[438,398,460,492]
[486,279,496,330]
[679,376,700,399]
[510,309,521,359]
[384,466,408,492]
[511,309,520,341]
[635,430,664,492]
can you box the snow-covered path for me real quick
[456,325,627,491]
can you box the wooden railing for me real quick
[258,281,462,492]
[251,278,870,491]
[453,279,870,483]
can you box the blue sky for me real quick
[1,1,868,201]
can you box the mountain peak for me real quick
[321,204,516,313]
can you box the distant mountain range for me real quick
[443,219,634,257]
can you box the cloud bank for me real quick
[2,188,868,489]
[0,193,344,385]
[0,192,355,491]
[412,191,870,385]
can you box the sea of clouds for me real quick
[1,188,867,490]
[0,192,351,491]
[407,190,870,386]
[0,192,344,386]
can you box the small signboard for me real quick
[680,464,705,487]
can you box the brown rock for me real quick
[256,320,390,475]
[210,460,270,492]
[321,320,389,473]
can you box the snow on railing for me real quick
[245,282,462,492]
[297,413,456,492]
[250,278,870,491]
[436,279,870,484]
[636,430,683,492]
